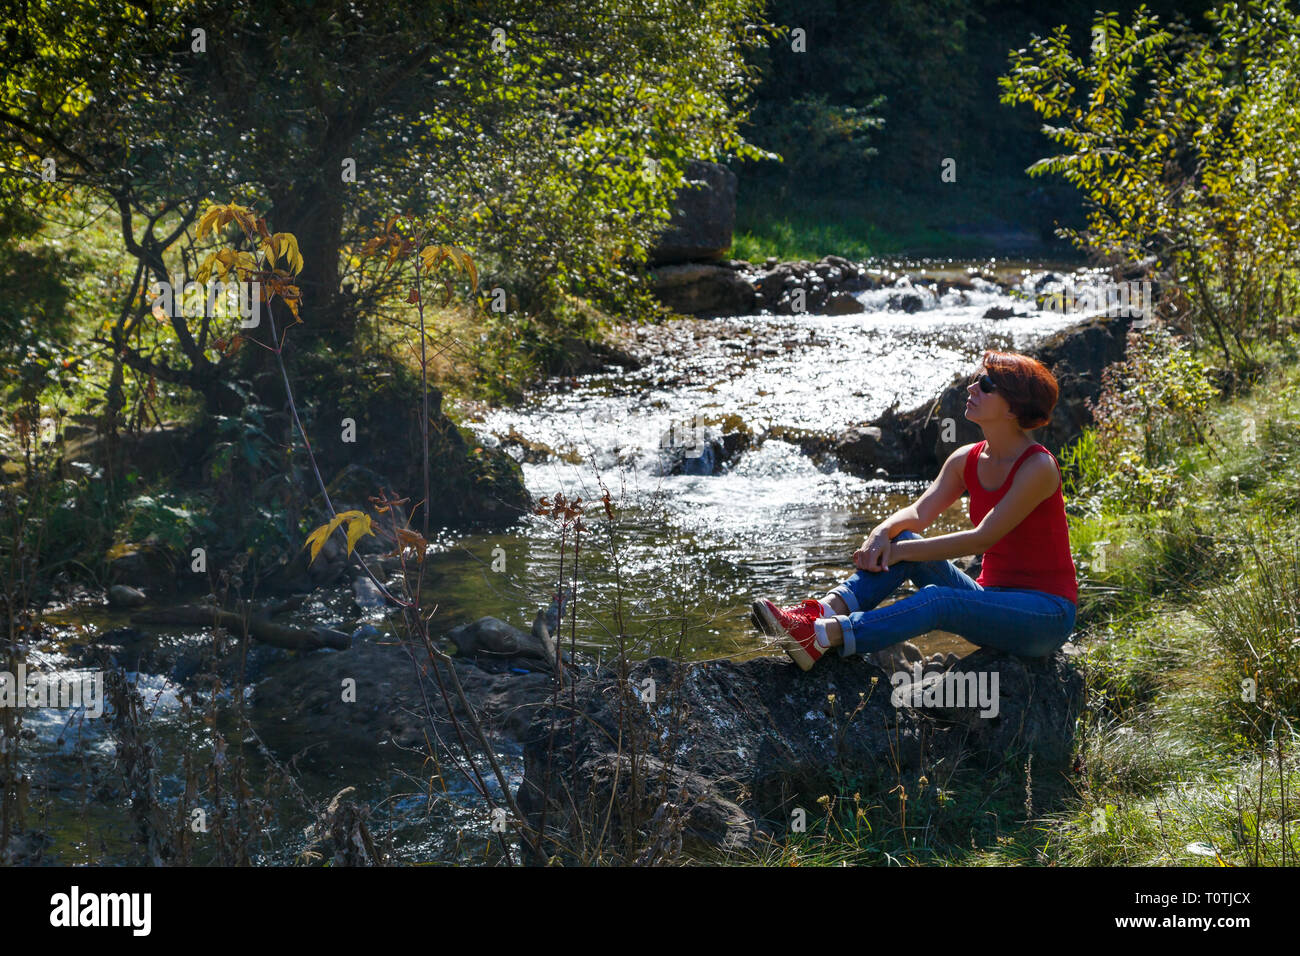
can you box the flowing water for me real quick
[16,258,1105,863]
[440,260,1099,662]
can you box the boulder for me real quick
[251,634,559,774]
[887,291,928,314]
[106,542,181,597]
[517,646,1083,857]
[649,160,737,265]
[649,262,756,317]
[107,584,148,608]
[835,311,1135,478]
[288,364,530,532]
[649,255,881,318]
[656,418,752,476]
[60,424,207,484]
[824,290,865,315]
[446,616,553,668]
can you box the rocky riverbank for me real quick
[618,305,1135,482]
[516,642,1084,857]
[647,254,1090,320]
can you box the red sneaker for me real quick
[752,598,825,670]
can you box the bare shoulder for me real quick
[1019,449,1062,487]
[945,442,978,492]
[948,442,980,464]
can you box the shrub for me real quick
[1067,327,1219,515]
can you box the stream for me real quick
[18,257,1103,864]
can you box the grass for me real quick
[989,338,1300,866]
[730,174,1075,263]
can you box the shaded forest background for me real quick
[739,0,1220,257]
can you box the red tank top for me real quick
[965,440,1078,604]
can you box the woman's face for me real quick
[964,367,1013,424]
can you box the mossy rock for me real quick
[289,351,529,527]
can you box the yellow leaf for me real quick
[197,206,222,240]
[302,511,351,564]
[462,250,478,290]
[344,512,374,556]
[303,523,330,564]
[273,233,303,275]
[231,206,256,237]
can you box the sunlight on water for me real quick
[441,263,1101,661]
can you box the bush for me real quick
[1065,327,1218,515]
[999,1,1300,373]
[118,491,216,556]
[745,92,885,194]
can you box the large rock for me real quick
[517,646,1083,857]
[647,254,882,319]
[60,424,208,484]
[649,160,737,265]
[655,417,752,475]
[285,358,530,531]
[251,633,559,774]
[649,262,756,317]
[106,541,182,597]
[837,311,1135,478]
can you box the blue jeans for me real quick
[826,531,1077,659]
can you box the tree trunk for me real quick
[269,180,347,341]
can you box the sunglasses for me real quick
[973,373,998,393]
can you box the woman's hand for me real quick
[853,529,894,572]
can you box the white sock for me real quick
[817,599,835,618]
[814,618,832,648]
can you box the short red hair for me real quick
[979,350,1059,430]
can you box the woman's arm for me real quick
[888,454,1059,566]
[857,445,973,570]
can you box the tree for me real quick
[998,1,1300,371]
[1,0,773,418]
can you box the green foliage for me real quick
[2,0,777,415]
[209,396,277,479]
[1064,327,1218,515]
[118,490,216,556]
[744,92,884,195]
[743,0,972,191]
[999,1,1300,372]
[0,242,86,404]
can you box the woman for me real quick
[752,349,1078,670]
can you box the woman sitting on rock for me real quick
[753,349,1078,670]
